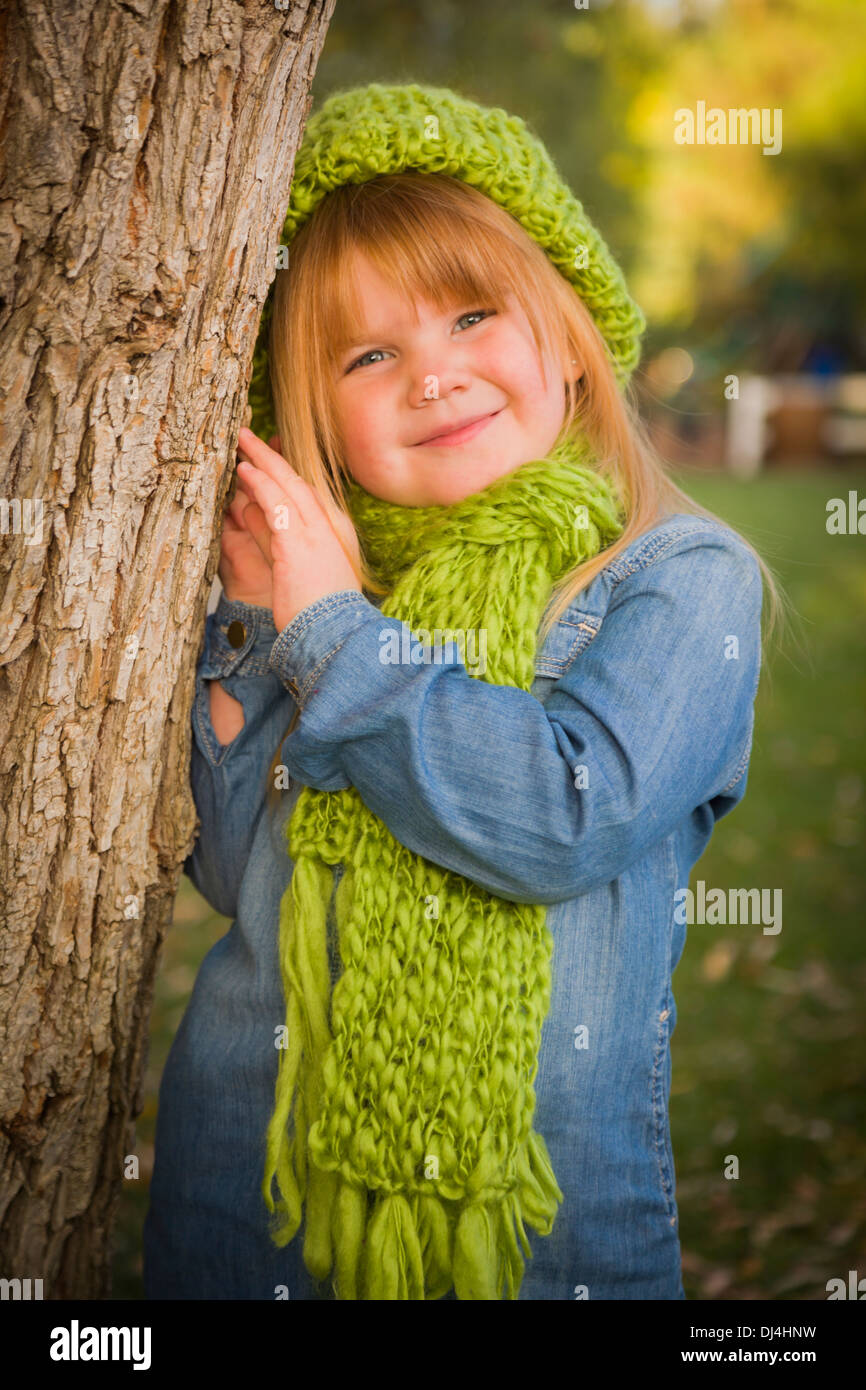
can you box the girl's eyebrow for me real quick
[336,296,497,363]
[337,297,476,354]
[340,310,426,349]
[336,323,410,365]
[334,335,383,372]
[335,313,410,352]
[339,329,383,351]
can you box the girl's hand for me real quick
[218,438,282,611]
[233,426,362,632]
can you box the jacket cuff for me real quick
[197,595,280,679]
[268,590,375,706]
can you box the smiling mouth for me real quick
[413,409,503,447]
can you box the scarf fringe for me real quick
[261,855,334,1244]
[261,445,619,1297]
[262,839,566,1297]
[288,1126,563,1300]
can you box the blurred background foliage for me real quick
[308,0,866,385]
[113,0,865,1298]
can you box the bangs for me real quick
[297,172,559,374]
[266,166,742,665]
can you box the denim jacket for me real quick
[144,509,763,1302]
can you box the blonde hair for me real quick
[263,171,786,803]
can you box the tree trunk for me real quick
[0,0,335,1298]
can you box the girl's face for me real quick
[332,252,572,507]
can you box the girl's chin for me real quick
[351,455,523,506]
[419,451,521,484]
[416,475,514,506]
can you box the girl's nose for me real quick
[405,353,470,408]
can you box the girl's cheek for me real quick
[357,384,397,442]
[505,349,551,405]
[337,387,372,440]
[346,408,377,454]
[483,331,536,387]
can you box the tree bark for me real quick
[0,0,335,1298]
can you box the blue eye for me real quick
[345,309,494,373]
[456,309,494,330]
[348,347,387,372]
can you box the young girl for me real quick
[143,81,777,1301]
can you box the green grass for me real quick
[112,466,866,1300]
[665,466,866,1300]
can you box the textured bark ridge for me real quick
[0,0,335,1297]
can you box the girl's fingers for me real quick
[236,430,361,576]
[237,428,317,527]
[237,425,332,528]
[230,491,262,533]
[225,493,249,529]
[237,497,273,564]
[236,462,292,541]
[318,496,362,574]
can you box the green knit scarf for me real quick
[261,432,625,1300]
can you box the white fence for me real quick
[726,373,866,476]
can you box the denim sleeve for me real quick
[266,533,763,905]
[185,594,296,918]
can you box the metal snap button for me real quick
[226,619,246,648]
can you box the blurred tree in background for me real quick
[623,0,866,379]
[311,0,866,393]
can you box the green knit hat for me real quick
[247,81,646,442]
